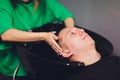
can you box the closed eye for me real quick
[70,32,75,35]
[69,31,75,37]
[66,29,75,37]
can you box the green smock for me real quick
[0,0,74,76]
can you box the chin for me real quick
[22,0,30,2]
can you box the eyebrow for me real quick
[61,28,73,37]
[66,29,72,35]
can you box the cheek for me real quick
[69,37,94,49]
[68,38,83,48]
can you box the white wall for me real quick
[59,0,120,56]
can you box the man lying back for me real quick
[58,27,120,80]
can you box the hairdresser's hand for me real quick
[43,32,63,54]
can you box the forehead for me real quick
[59,27,75,36]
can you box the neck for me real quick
[70,49,101,66]
[32,0,39,13]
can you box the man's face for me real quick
[58,27,95,54]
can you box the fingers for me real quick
[53,33,59,40]
[45,32,63,54]
[43,32,73,57]
[50,39,63,54]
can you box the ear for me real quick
[61,50,73,58]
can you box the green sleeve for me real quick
[0,0,13,35]
[46,0,75,21]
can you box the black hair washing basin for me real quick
[16,23,113,80]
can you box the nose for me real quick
[80,28,85,32]
[76,28,85,35]
[70,28,85,35]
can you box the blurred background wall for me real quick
[59,0,120,56]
